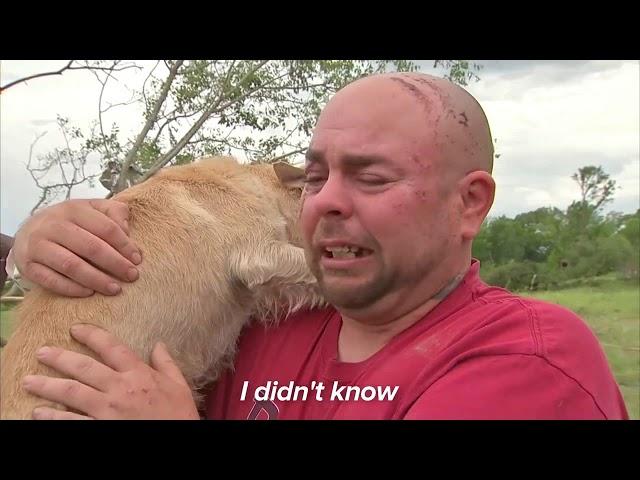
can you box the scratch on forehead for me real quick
[388,76,434,118]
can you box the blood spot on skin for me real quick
[392,202,405,213]
[411,154,433,174]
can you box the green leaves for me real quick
[434,60,483,86]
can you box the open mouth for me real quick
[322,245,373,259]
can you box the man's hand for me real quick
[22,324,200,420]
[13,199,142,297]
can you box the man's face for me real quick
[299,84,460,311]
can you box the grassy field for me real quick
[1,279,638,419]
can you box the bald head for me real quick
[316,72,494,177]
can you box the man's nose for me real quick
[309,173,353,218]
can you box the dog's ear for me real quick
[273,161,305,189]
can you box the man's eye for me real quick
[303,177,326,190]
[358,175,387,185]
[304,176,325,184]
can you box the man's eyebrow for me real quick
[341,154,393,169]
[306,151,397,167]
[305,149,326,168]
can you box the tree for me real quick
[555,165,619,247]
[571,165,618,211]
[16,60,482,211]
[619,210,640,249]
[514,207,565,263]
[473,216,529,266]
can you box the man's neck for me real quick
[336,266,469,363]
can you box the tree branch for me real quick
[1,61,140,93]
[1,61,73,93]
[151,109,202,146]
[141,61,162,111]
[138,60,270,183]
[102,94,138,113]
[113,60,184,193]
[90,67,114,164]
[26,132,49,189]
[267,147,308,163]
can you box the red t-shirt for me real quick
[204,261,629,420]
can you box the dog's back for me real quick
[0,156,322,419]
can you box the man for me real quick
[6,72,629,419]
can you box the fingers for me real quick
[71,203,141,266]
[150,342,189,387]
[29,241,123,296]
[35,345,116,393]
[22,375,104,416]
[90,199,131,236]
[47,220,140,285]
[71,324,141,372]
[20,260,95,297]
[32,407,94,420]
[13,198,142,297]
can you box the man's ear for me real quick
[273,161,305,189]
[459,171,495,240]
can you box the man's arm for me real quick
[403,354,610,420]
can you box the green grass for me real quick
[2,279,638,419]
[0,303,15,344]
[521,278,639,420]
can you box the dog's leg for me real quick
[230,242,325,322]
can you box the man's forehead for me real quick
[304,144,434,176]
[307,118,438,168]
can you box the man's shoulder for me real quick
[402,279,627,419]
[465,282,620,406]
[471,283,602,358]
[446,263,597,356]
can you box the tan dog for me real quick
[0,156,325,419]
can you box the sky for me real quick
[1,60,638,236]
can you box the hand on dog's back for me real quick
[12,198,142,297]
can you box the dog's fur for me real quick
[0,156,325,419]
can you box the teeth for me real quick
[325,245,363,259]
[333,251,356,259]
[325,246,360,253]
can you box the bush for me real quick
[481,261,540,291]
[547,234,635,280]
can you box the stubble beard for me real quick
[305,248,436,311]
[314,262,393,310]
